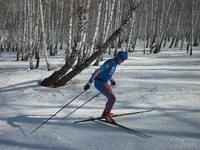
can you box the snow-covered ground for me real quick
[0,45,200,150]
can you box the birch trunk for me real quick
[189,0,199,55]
[188,0,194,55]
[76,0,91,67]
[39,0,50,70]
[153,0,165,53]
[17,0,23,61]
[93,0,106,66]
[126,16,134,54]
[104,0,116,43]
[90,1,102,53]
[0,3,11,52]
[34,2,40,68]
[114,0,122,55]
[21,0,27,60]
[59,0,64,50]
[174,0,184,48]
[131,16,140,52]
[28,0,34,70]
[143,0,147,54]
[66,0,74,60]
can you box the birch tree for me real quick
[41,0,91,87]
[76,0,91,67]
[93,0,107,66]
[39,0,50,70]
[188,0,200,55]
[90,0,102,54]
[143,0,148,54]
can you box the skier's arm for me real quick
[83,69,101,91]
[84,62,110,91]
[89,61,111,83]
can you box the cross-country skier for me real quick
[84,51,127,123]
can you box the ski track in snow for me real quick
[0,46,200,150]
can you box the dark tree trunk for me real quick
[40,63,71,87]
[35,50,40,68]
[169,37,175,48]
[193,39,199,46]
[40,47,79,87]
[153,43,161,54]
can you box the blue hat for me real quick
[116,51,127,60]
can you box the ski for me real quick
[74,109,153,124]
[91,117,151,138]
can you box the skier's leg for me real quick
[94,80,116,116]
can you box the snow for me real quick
[0,45,200,150]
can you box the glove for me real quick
[110,79,116,86]
[84,83,91,91]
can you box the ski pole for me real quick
[63,92,101,119]
[28,90,85,136]
[63,85,112,119]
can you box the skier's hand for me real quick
[84,83,90,91]
[110,79,116,86]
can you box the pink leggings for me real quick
[94,80,116,114]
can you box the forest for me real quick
[0,0,199,87]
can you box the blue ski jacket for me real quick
[89,57,119,83]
